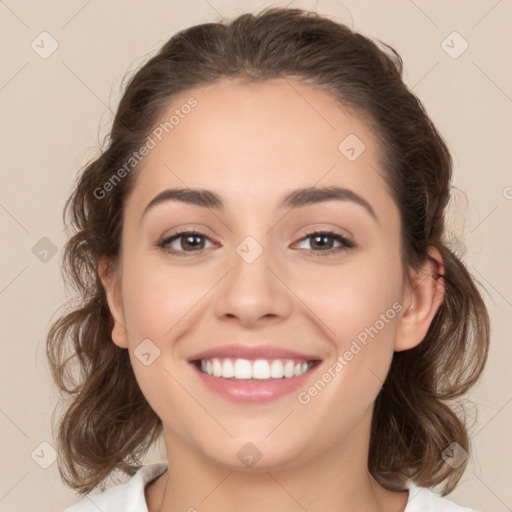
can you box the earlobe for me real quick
[394,246,446,352]
[97,258,129,349]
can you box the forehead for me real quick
[125,78,394,217]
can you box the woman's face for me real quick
[103,78,414,470]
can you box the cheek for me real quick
[301,254,402,343]
[118,259,207,426]
[298,249,403,393]
[292,266,402,435]
[120,257,210,341]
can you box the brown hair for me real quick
[47,6,490,496]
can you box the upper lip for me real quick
[188,344,321,362]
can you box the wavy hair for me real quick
[47,6,490,496]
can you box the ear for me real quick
[98,257,128,349]
[394,246,446,352]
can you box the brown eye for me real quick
[310,233,336,250]
[178,233,206,250]
[158,231,215,255]
[294,231,354,255]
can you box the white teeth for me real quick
[284,360,295,378]
[222,359,234,378]
[270,360,284,378]
[253,360,271,379]
[212,358,222,377]
[198,358,314,379]
[234,359,252,379]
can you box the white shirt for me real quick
[64,462,478,512]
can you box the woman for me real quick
[47,7,489,512]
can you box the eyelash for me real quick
[157,230,354,257]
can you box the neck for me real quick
[149,421,408,512]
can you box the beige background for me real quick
[1,1,511,511]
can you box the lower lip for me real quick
[191,363,318,403]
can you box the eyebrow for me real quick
[141,185,378,223]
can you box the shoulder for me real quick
[405,481,478,512]
[63,461,168,512]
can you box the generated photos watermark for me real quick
[297,301,403,405]
[93,96,198,200]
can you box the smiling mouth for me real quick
[194,358,319,380]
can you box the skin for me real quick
[99,78,445,512]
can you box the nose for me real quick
[213,242,294,329]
